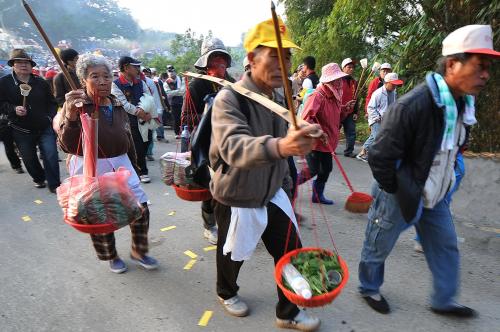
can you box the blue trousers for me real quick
[362,122,380,151]
[359,182,459,309]
[341,113,356,155]
[12,126,60,189]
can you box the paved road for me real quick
[1,132,499,332]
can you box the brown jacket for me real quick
[58,95,138,168]
[209,72,289,208]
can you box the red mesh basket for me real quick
[275,247,349,307]
[64,217,118,234]
[173,185,212,201]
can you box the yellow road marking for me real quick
[34,200,43,204]
[183,259,196,270]
[22,216,31,222]
[198,310,213,327]
[184,250,198,259]
[203,246,217,252]
[160,226,176,232]
[168,211,176,216]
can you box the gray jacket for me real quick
[209,72,289,208]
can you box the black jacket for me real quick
[53,68,81,107]
[368,74,467,222]
[0,73,58,133]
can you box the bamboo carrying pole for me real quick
[270,1,298,130]
[21,0,79,91]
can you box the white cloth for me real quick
[137,94,159,142]
[68,153,148,203]
[302,78,313,90]
[144,77,164,114]
[223,188,299,261]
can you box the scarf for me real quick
[433,73,476,151]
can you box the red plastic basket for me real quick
[173,185,212,201]
[275,247,349,307]
[64,217,118,234]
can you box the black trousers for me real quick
[214,200,301,319]
[130,126,151,176]
[171,103,182,135]
[201,199,215,229]
[306,150,333,184]
[0,127,21,169]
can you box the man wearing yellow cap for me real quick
[209,18,322,331]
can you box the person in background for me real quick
[301,63,347,205]
[0,49,60,192]
[185,36,234,245]
[357,73,403,162]
[54,48,81,107]
[112,56,153,183]
[44,67,58,95]
[365,62,392,115]
[300,56,319,90]
[339,58,358,158]
[142,67,165,160]
[164,65,184,138]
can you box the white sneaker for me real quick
[140,175,151,183]
[204,226,218,245]
[276,309,321,331]
[218,295,249,317]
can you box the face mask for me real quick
[207,56,228,78]
[326,80,343,101]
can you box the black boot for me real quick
[312,180,334,205]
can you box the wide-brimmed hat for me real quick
[442,24,500,57]
[384,72,403,85]
[243,17,300,53]
[194,37,232,70]
[8,49,36,67]
[319,63,349,83]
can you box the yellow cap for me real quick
[243,17,301,53]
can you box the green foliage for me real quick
[284,0,500,152]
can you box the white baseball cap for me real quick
[384,72,403,85]
[341,58,353,69]
[380,63,392,70]
[442,25,500,57]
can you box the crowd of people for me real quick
[0,17,498,331]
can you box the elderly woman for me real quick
[301,63,348,204]
[58,54,158,273]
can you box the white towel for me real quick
[138,94,159,142]
[223,188,299,261]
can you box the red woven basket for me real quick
[173,185,212,201]
[275,247,349,307]
[64,217,118,234]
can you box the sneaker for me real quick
[130,254,159,270]
[431,303,477,318]
[362,294,390,314]
[146,155,155,161]
[204,226,218,245]
[344,152,356,158]
[109,258,127,274]
[276,309,321,331]
[140,175,151,183]
[414,241,424,253]
[13,167,24,174]
[356,153,368,163]
[218,295,249,317]
[34,181,46,188]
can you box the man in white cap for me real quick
[357,72,403,162]
[339,58,358,157]
[365,62,391,114]
[358,25,498,317]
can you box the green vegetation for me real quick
[282,0,500,152]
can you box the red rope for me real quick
[332,153,355,194]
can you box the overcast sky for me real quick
[116,0,286,47]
